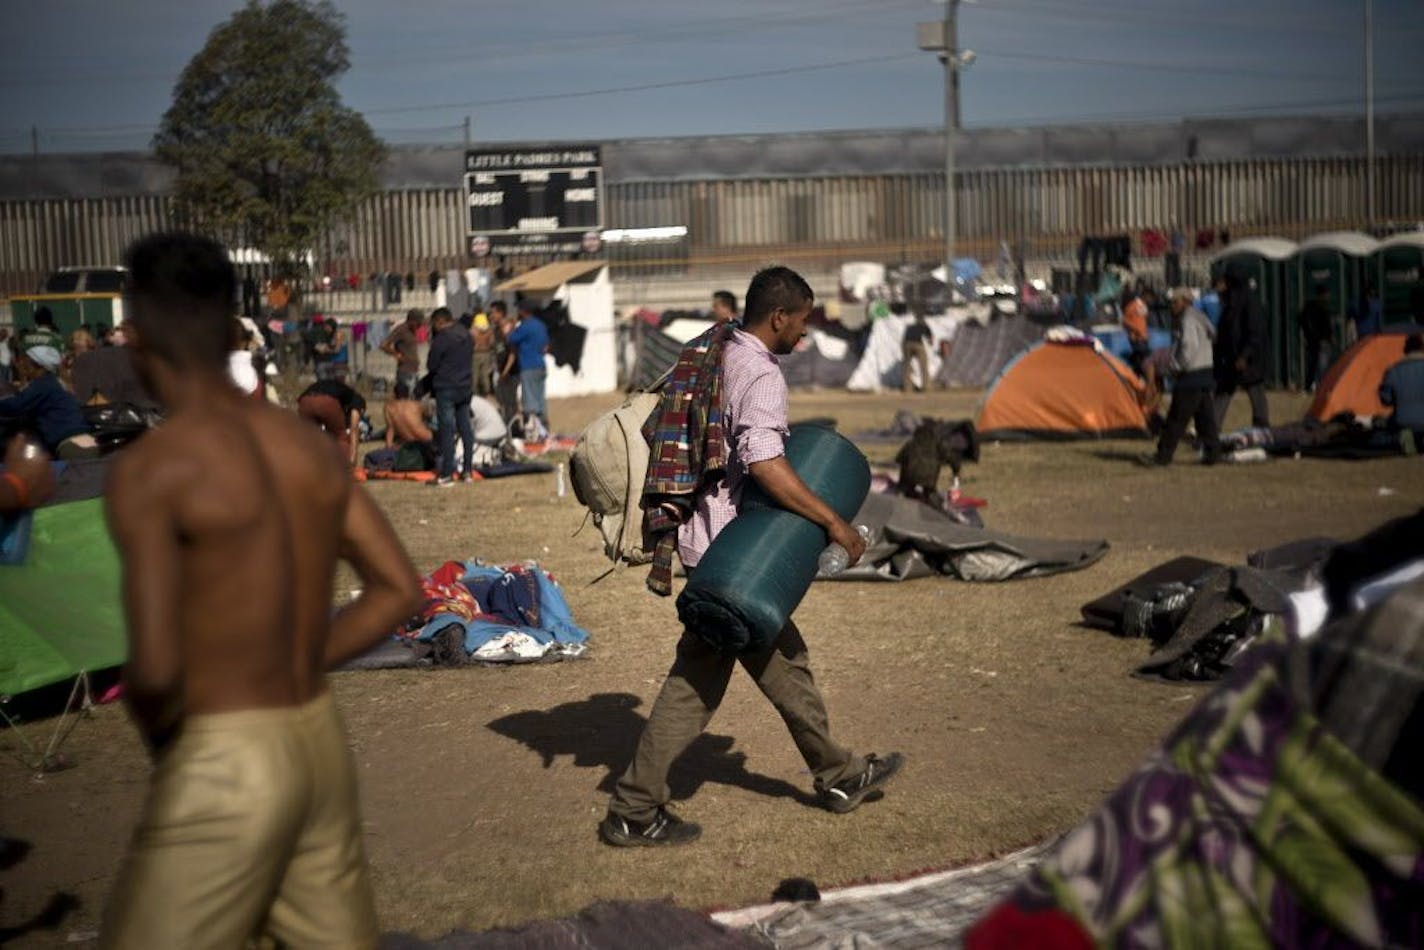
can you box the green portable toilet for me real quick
[1370,232,1424,326]
[1287,231,1378,389]
[1210,237,1297,388]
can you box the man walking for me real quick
[427,307,474,486]
[1146,289,1220,466]
[100,232,421,949]
[1213,265,1271,429]
[380,307,424,393]
[599,266,904,848]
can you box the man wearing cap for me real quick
[1145,288,1220,466]
[469,310,496,397]
[0,344,98,459]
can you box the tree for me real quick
[154,0,385,277]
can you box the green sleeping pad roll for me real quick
[677,424,870,655]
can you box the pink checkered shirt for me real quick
[677,329,788,568]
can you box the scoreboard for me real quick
[464,145,603,257]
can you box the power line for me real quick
[0,0,922,87]
[972,91,1424,129]
[972,46,1358,83]
[976,0,1424,38]
[358,52,925,116]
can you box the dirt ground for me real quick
[4,388,1422,946]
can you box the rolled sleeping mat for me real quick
[677,424,870,655]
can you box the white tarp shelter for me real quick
[846,305,991,391]
[496,262,616,397]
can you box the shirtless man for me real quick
[383,380,436,470]
[101,233,422,949]
[384,381,434,449]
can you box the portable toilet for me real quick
[1210,237,1297,387]
[1286,231,1379,388]
[1370,232,1424,326]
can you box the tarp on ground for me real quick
[714,844,1051,947]
[934,315,1043,388]
[0,496,125,697]
[976,336,1150,440]
[1308,328,1421,422]
[821,493,1109,582]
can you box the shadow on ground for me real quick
[487,692,817,806]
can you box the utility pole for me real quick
[944,0,959,277]
[1365,0,1375,231]
[463,115,472,147]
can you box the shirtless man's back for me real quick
[383,382,434,449]
[101,233,420,950]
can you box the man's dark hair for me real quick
[406,308,424,324]
[431,306,453,324]
[713,290,737,313]
[123,232,236,368]
[34,306,55,328]
[742,266,813,327]
[1405,333,1424,355]
[458,312,473,329]
[394,381,411,399]
[489,301,507,317]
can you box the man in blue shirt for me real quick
[1380,333,1424,454]
[0,345,96,459]
[501,300,550,431]
[426,307,474,486]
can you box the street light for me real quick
[918,4,973,294]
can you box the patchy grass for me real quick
[3,388,1419,941]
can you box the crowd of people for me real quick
[1138,265,1424,465]
[287,294,555,485]
[1,235,900,945]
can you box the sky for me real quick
[1,0,1422,154]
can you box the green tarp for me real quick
[0,498,126,696]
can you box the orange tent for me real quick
[1307,332,1414,422]
[977,339,1149,439]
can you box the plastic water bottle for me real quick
[818,524,872,576]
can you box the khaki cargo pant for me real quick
[609,620,864,822]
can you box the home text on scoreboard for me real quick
[464,145,603,257]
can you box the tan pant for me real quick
[102,691,377,950]
[902,341,929,392]
[609,620,863,822]
[472,349,494,397]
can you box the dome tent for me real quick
[1308,327,1422,422]
[976,334,1149,440]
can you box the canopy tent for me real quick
[1307,328,1419,422]
[976,336,1149,439]
[495,262,615,398]
[0,497,126,697]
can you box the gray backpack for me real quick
[569,390,662,565]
